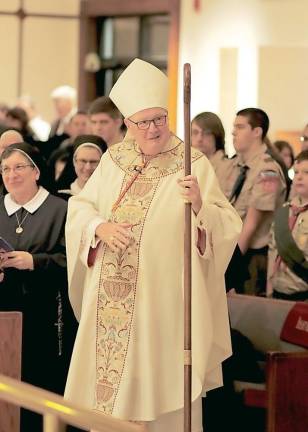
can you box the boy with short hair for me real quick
[88,96,124,146]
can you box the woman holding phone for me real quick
[0,142,77,431]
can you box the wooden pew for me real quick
[266,351,308,432]
[228,294,308,431]
[0,312,22,432]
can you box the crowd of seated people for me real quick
[0,87,307,432]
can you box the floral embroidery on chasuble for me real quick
[95,136,202,413]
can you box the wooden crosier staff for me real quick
[183,63,192,432]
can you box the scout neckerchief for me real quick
[229,164,249,204]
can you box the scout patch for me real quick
[258,170,279,193]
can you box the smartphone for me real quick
[0,236,14,253]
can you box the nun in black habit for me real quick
[0,142,77,431]
[57,134,107,200]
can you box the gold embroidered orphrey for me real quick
[95,137,202,414]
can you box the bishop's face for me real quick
[125,107,171,156]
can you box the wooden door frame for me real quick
[79,0,180,129]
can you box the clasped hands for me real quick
[95,222,133,253]
[0,251,34,280]
[177,175,202,215]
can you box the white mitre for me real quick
[109,58,169,118]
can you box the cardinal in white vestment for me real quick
[64,59,242,432]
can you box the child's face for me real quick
[293,160,308,200]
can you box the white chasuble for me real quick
[64,134,242,423]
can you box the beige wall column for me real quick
[0,0,79,122]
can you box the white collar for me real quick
[4,186,49,216]
[70,179,82,195]
[57,179,82,197]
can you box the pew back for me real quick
[228,294,306,353]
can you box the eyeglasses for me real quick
[300,136,308,142]
[74,158,100,168]
[0,164,34,175]
[127,115,167,130]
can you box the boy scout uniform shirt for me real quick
[268,197,308,294]
[226,144,286,249]
[210,150,234,196]
[219,155,239,198]
[209,149,225,173]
